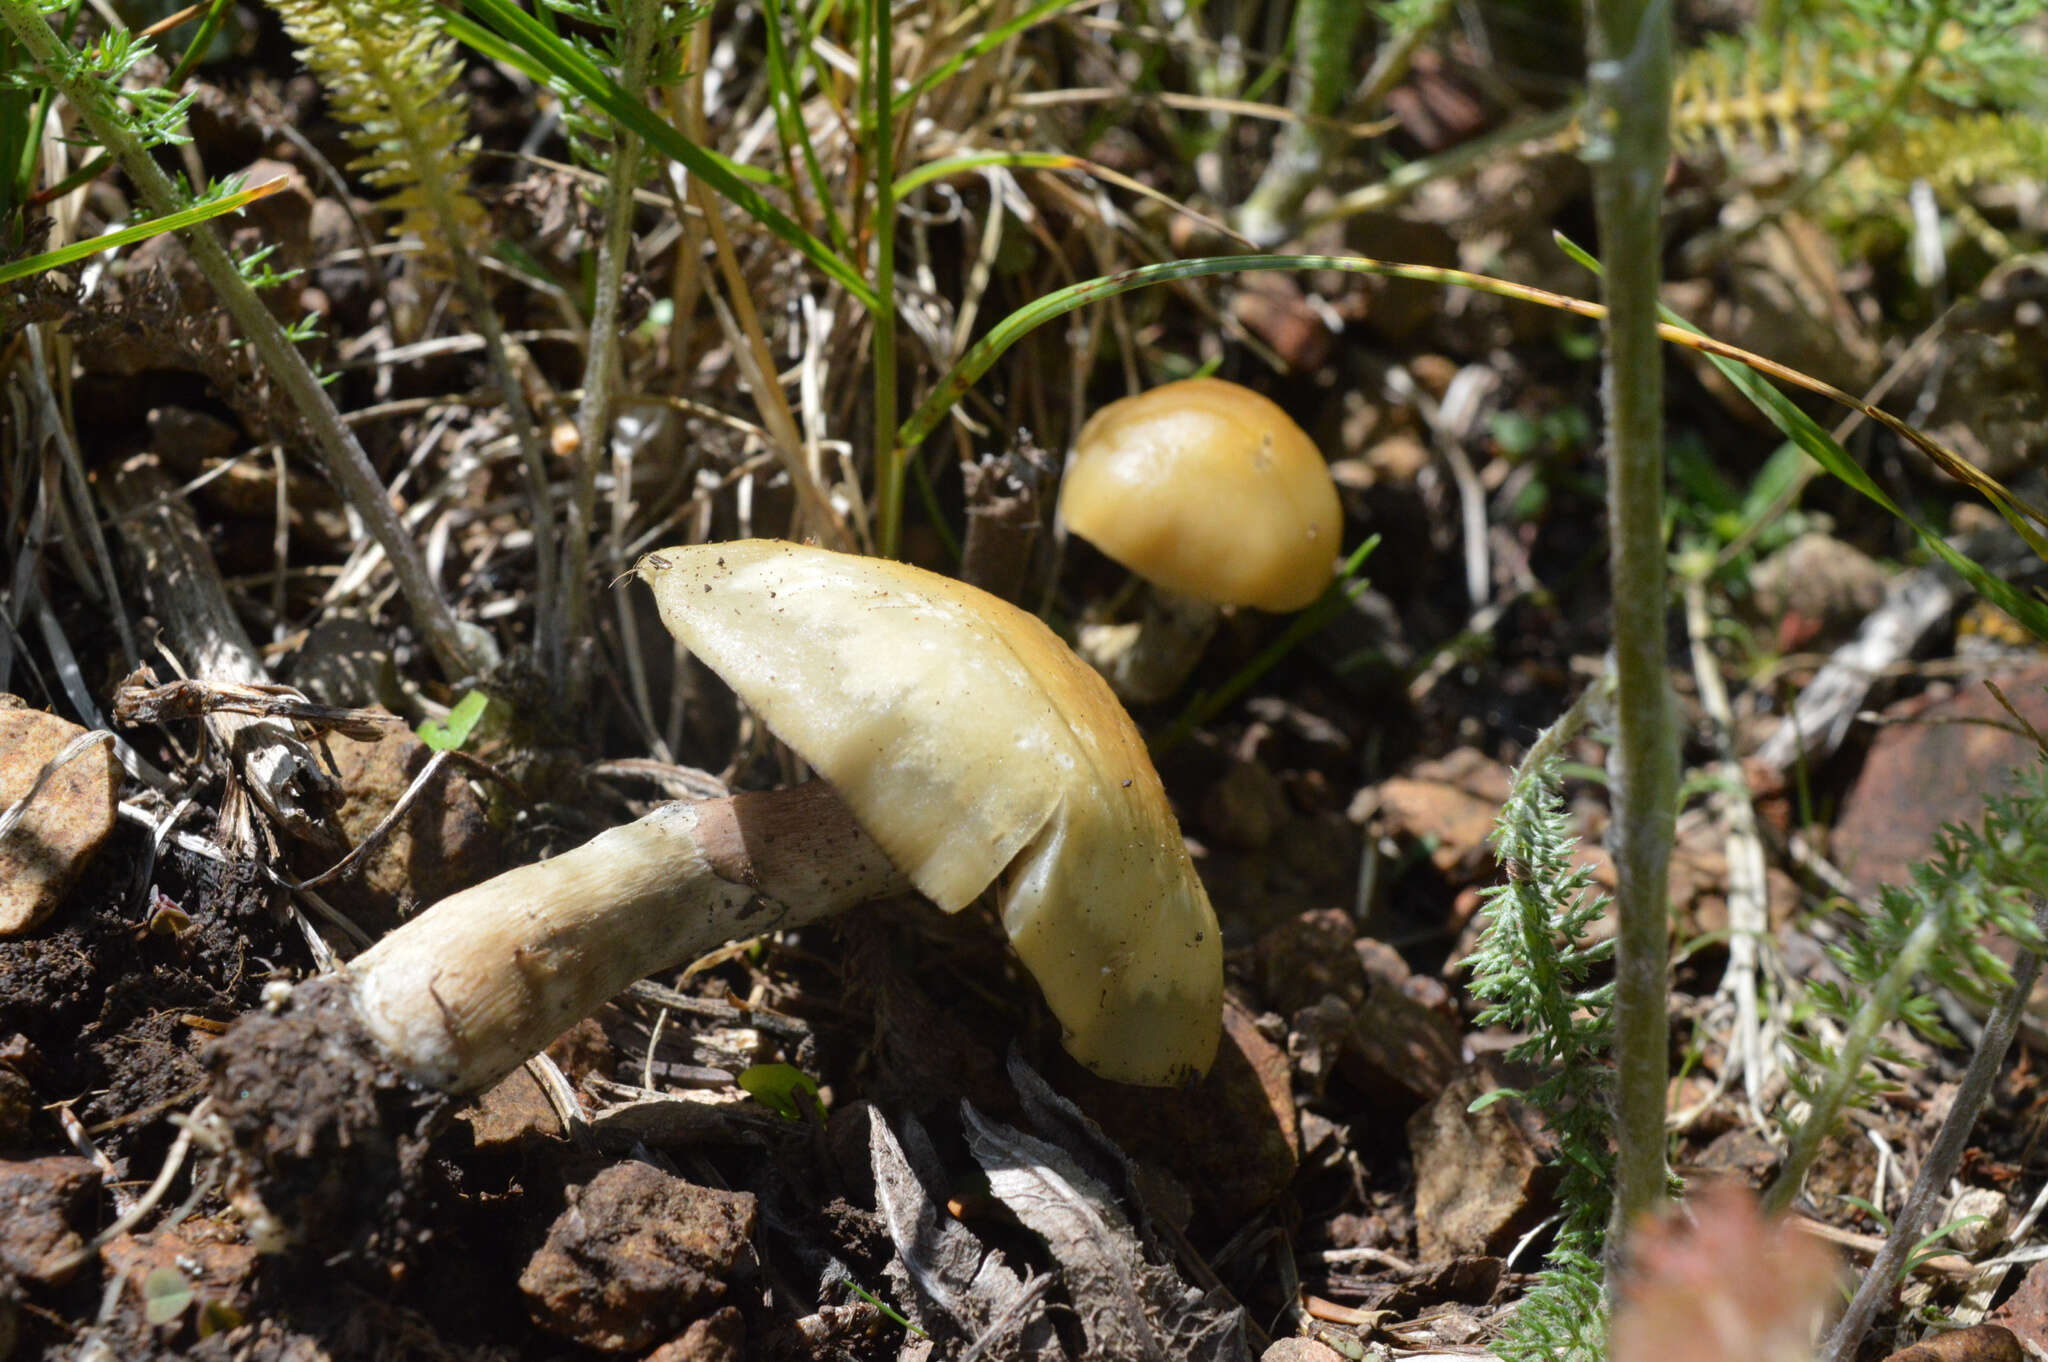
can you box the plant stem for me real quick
[872,0,901,558]
[1235,0,1397,245]
[0,0,486,680]
[1821,897,2047,1362]
[565,0,658,660]
[1584,0,1675,1260]
[1761,911,1944,1218]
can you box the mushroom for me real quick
[225,539,1221,1154]
[1058,377,1342,702]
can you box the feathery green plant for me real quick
[1464,685,1617,1362]
[262,0,483,286]
[1764,760,2048,1215]
[1667,0,2046,251]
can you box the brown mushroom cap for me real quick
[637,540,1222,1086]
[1059,377,1342,611]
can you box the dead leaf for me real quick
[868,1106,1061,1361]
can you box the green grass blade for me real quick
[869,0,900,554]
[457,0,874,308]
[163,0,235,90]
[892,149,1073,199]
[899,253,1504,453]
[0,174,285,285]
[1554,231,2048,641]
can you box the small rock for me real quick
[0,1067,33,1150]
[1407,354,1459,399]
[1258,911,1463,1111]
[297,713,501,933]
[1362,430,1431,487]
[1750,532,1888,653]
[519,1161,756,1352]
[1946,1187,2009,1255]
[102,1219,258,1325]
[646,1307,746,1362]
[0,702,119,936]
[1688,1127,1780,1183]
[1879,1324,2023,1362]
[1231,272,1332,373]
[1408,1062,1553,1260]
[1832,664,2048,897]
[459,1018,611,1150]
[1263,1340,1345,1362]
[0,1157,101,1285]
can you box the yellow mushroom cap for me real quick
[637,540,1223,1086]
[1059,377,1342,611]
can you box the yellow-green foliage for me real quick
[1665,28,2047,196]
[264,0,482,280]
[1866,108,2048,196]
[1669,35,1837,162]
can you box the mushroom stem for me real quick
[347,780,906,1095]
[1077,587,1222,705]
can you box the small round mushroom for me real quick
[1059,377,1343,701]
[225,540,1221,1144]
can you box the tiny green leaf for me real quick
[417,690,492,751]
[737,1063,821,1121]
[141,1267,194,1325]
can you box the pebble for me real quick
[0,699,119,937]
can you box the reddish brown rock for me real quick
[646,1306,746,1362]
[1990,1261,2048,1357]
[1263,1340,1346,1362]
[102,1218,258,1326]
[1231,272,1333,372]
[1366,749,1512,882]
[1881,1325,2024,1362]
[1832,666,2048,897]
[0,701,120,936]
[302,715,501,932]
[519,1161,756,1352]
[459,1018,612,1150]
[1407,1062,1553,1260]
[0,1156,101,1285]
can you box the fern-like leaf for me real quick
[1465,693,1618,1362]
[1768,755,2048,1212]
[263,0,482,281]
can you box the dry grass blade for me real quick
[112,671,399,743]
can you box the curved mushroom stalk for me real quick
[350,782,904,1094]
[1077,589,1222,705]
